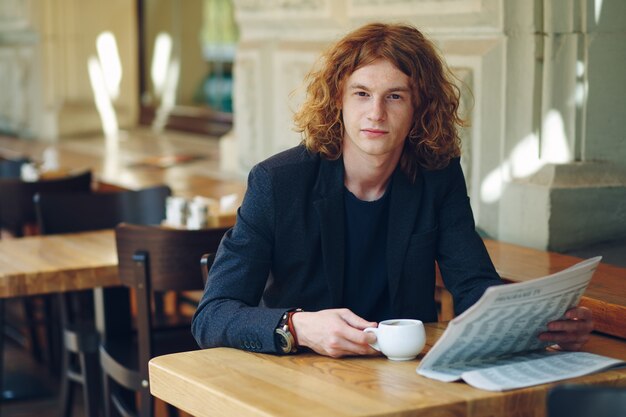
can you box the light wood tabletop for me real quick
[0,229,119,298]
[149,323,626,417]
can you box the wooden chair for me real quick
[0,170,93,373]
[35,185,171,235]
[97,223,228,417]
[200,253,216,286]
[0,170,93,236]
[171,253,216,317]
[34,185,172,417]
[547,384,626,417]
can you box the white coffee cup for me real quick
[364,319,426,361]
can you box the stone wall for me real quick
[0,1,39,138]
[228,0,626,251]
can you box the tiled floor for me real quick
[2,339,68,417]
[2,339,188,417]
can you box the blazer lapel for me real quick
[313,157,346,306]
[387,168,423,313]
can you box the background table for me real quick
[0,230,119,298]
[0,230,119,407]
[149,323,626,417]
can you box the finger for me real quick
[539,331,581,343]
[326,339,378,357]
[342,339,379,355]
[557,342,585,351]
[319,333,378,357]
[564,306,593,321]
[538,330,590,346]
[363,331,377,345]
[338,309,377,330]
[344,326,378,346]
[547,307,593,329]
[547,318,594,333]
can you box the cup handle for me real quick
[363,327,380,351]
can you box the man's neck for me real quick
[343,152,399,201]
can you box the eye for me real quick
[355,91,369,97]
[388,93,402,100]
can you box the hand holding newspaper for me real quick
[417,256,625,391]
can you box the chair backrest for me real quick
[114,223,228,293]
[547,385,626,417]
[35,185,171,235]
[0,157,30,178]
[0,170,92,236]
[200,253,216,286]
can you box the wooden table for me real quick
[0,229,119,408]
[0,229,119,298]
[149,323,626,417]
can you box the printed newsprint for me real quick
[417,256,625,391]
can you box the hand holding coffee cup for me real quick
[364,319,426,361]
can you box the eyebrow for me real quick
[347,83,411,93]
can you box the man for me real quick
[192,23,593,358]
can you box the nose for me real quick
[367,97,386,121]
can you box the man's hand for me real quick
[291,309,379,358]
[538,306,594,351]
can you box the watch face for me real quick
[277,334,289,350]
[275,327,292,353]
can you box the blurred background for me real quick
[1,0,625,255]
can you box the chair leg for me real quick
[139,386,154,417]
[58,350,74,417]
[80,350,102,417]
[23,298,44,363]
[166,403,179,417]
[1,299,5,417]
[102,374,114,417]
[46,296,63,375]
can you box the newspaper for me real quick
[417,256,626,391]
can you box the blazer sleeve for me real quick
[435,158,503,314]
[191,164,287,353]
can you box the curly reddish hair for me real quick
[293,22,463,180]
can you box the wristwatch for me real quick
[274,308,303,354]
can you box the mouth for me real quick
[362,128,388,135]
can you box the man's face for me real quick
[341,59,415,166]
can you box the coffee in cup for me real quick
[364,319,426,361]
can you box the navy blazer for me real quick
[192,145,502,353]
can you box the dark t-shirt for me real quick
[342,184,392,321]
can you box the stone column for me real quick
[498,0,626,251]
[0,1,40,139]
[1,0,139,141]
